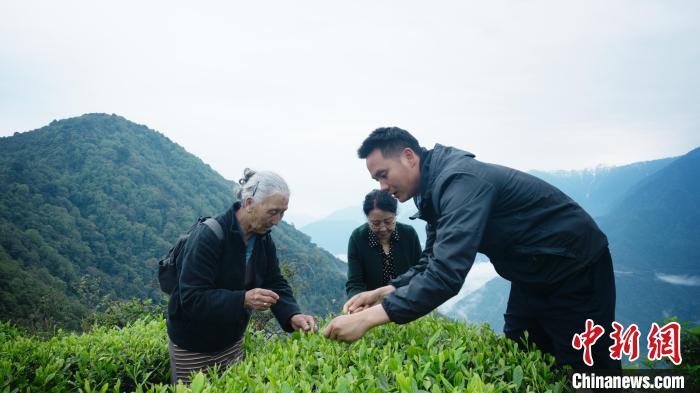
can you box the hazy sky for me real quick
[2,1,699,225]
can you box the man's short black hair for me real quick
[362,189,398,216]
[357,127,422,159]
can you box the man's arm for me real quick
[382,173,496,324]
[324,303,390,342]
[390,222,435,288]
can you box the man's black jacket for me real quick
[167,202,300,352]
[383,144,609,324]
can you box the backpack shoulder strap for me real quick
[202,217,224,241]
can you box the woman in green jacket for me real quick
[345,190,422,299]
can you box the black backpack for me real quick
[157,217,224,295]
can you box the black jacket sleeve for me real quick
[178,225,247,323]
[262,238,302,332]
[409,226,423,267]
[345,231,367,298]
[383,173,496,324]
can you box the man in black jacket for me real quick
[324,127,620,371]
[168,169,316,383]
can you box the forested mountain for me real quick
[0,114,346,331]
[300,207,363,257]
[529,157,674,218]
[600,147,700,273]
[600,147,700,328]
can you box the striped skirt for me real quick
[168,337,246,384]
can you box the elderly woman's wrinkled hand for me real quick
[290,314,317,333]
[244,288,279,310]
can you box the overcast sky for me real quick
[2,1,699,225]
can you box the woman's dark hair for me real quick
[363,190,398,216]
[357,127,422,159]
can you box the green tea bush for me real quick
[1,318,169,392]
[80,298,166,332]
[2,315,568,392]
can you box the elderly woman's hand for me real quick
[290,314,317,332]
[244,288,279,310]
[342,285,396,314]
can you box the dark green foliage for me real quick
[80,298,166,331]
[0,113,345,332]
[677,323,700,385]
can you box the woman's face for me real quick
[367,208,396,241]
[245,193,289,234]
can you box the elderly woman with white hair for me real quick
[166,168,316,383]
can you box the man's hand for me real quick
[290,314,317,333]
[342,285,396,314]
[244,288,279,310]
[323,304,390,343]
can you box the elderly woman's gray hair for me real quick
[236,168,290,204]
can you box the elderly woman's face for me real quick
[247,193,289,234]
[367,208,396,241]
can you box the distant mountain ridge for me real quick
[599,147,700,328]
[0,113,346,330]
[601,147,700,273]
[529,157,675,217]
[300,206,363,257]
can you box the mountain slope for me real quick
[440,275,510,333]
[300,219,363,256]
[599,147,700,328]
[0,113,345,330]
[529,157,674,218]
[601,147,700,273]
